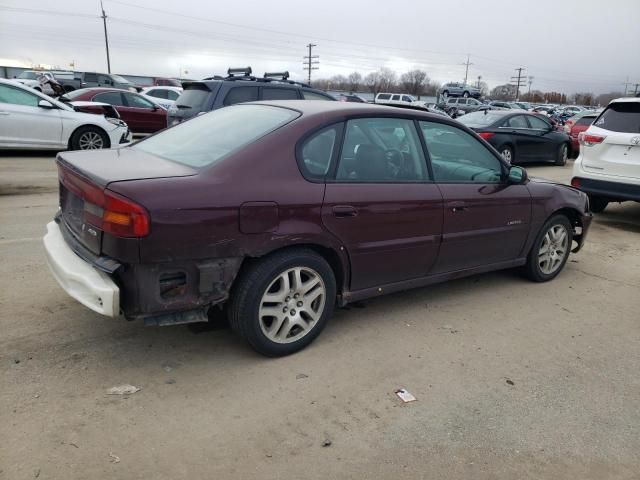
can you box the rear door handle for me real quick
[332,205,358,218]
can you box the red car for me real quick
[62,88,167,134]
[43,101,592,356]
[564,112,599,155]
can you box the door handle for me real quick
[448,201,469,213]
[332,205,358,218]
[452,206,469,212]
[0,111,9,115]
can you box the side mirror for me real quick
[507,165,528,184]
[38,100,55,109]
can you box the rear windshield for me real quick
[457,111,506,127]
[175,85,210,110]
[18,71,38,80]
[60,88,91,100]
[593,102,640,133]
[133,105,299,167]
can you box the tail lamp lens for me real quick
[578,132,606,146]
[478,132,495,140]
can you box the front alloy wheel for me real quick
[78,131,104,150]
[524,215,573,282]
[500,146,513,164]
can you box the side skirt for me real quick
[339,258,527,306]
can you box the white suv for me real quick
[374,93,418,106]
[571,97,640,212]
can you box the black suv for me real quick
[167,67,335,126]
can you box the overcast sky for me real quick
[1,0,639,93]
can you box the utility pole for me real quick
[510,67,526,101]
[100,0,111,73]
[634,83,639,96]
[527,76,534,99]
[462,54,473,86]
[622,77,633,96]
[476,75,482,89]
[303,44,319,85]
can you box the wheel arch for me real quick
[240,243,349,299]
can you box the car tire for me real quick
[228,248,336,357]
[524,214,573,282]
[555,143,569,166]
[463,91,470,98]
[442,90,449,98]
[70,126,110,151]
[499,145,514,164]
[588,195,608,213]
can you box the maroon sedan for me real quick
[43,101,592,356]
[62,87,167,134]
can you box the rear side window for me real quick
[576,116,595,126]
[93,91,125,106]
[336,118,429,183]
[262,88,299,100]
[175,85,210,110]
[593,103,640,133]
[391,94,401,101]
[133,105,299,167]
[147,89,168,99]
[506,115,528,128]
[298,126,338,179]
[223,86,259,106]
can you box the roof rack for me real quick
[227,67,252,77]
[264,71,289,81]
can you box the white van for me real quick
[374,93,418,106]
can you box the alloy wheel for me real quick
[501,148,513,164]
[78,131,104,150]
[258,267,326,344]
[538,224,569,275]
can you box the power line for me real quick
[303,43,319,85]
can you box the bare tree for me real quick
[347,72,362,92]
[400,69,428,96]
[490,84,517,100]
[364,71,382,94]
[377,67,397,92]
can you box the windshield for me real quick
[133,105,299,167]
[17,71,38,80]
[457,111,506,127]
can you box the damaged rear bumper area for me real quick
[44,221,120,317]
[44,221,242,323]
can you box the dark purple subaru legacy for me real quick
[44,101,592,356]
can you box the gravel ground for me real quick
[1,153,639,480]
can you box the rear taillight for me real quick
[564,121,574,133]
[578,132,606,146]
[571,177,580,187]
[478,132,495,140]
[59,166,150,237]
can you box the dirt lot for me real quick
[1,153,639,480]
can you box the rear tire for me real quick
[500,145,514,164]
[463,91,470,98]
[70,126,109,151]
[524,215,573,282]
[555,143,569,166]
[442,90,449,98]
[228,249,336,357]
[588,195,608,213]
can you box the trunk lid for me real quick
[57,147,196,255]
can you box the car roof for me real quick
[246,100,454,121]
[609,97,640,104]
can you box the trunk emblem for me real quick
[630,136,640,146]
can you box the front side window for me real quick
[0,84,39,107]
[124,93,155,108]
[336,118,428,183]
[134,105,299,168]
[262,88,298,100]
[147,89,168,99]
[420,121,503,183]
[167,90,180,100]
[298,126,338,179]
[84,73,97,83]
[223,86,259,106]
[391,94,401,101]
[98,75,113,85]
[402,95,413,102]
[93,91,125,106]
